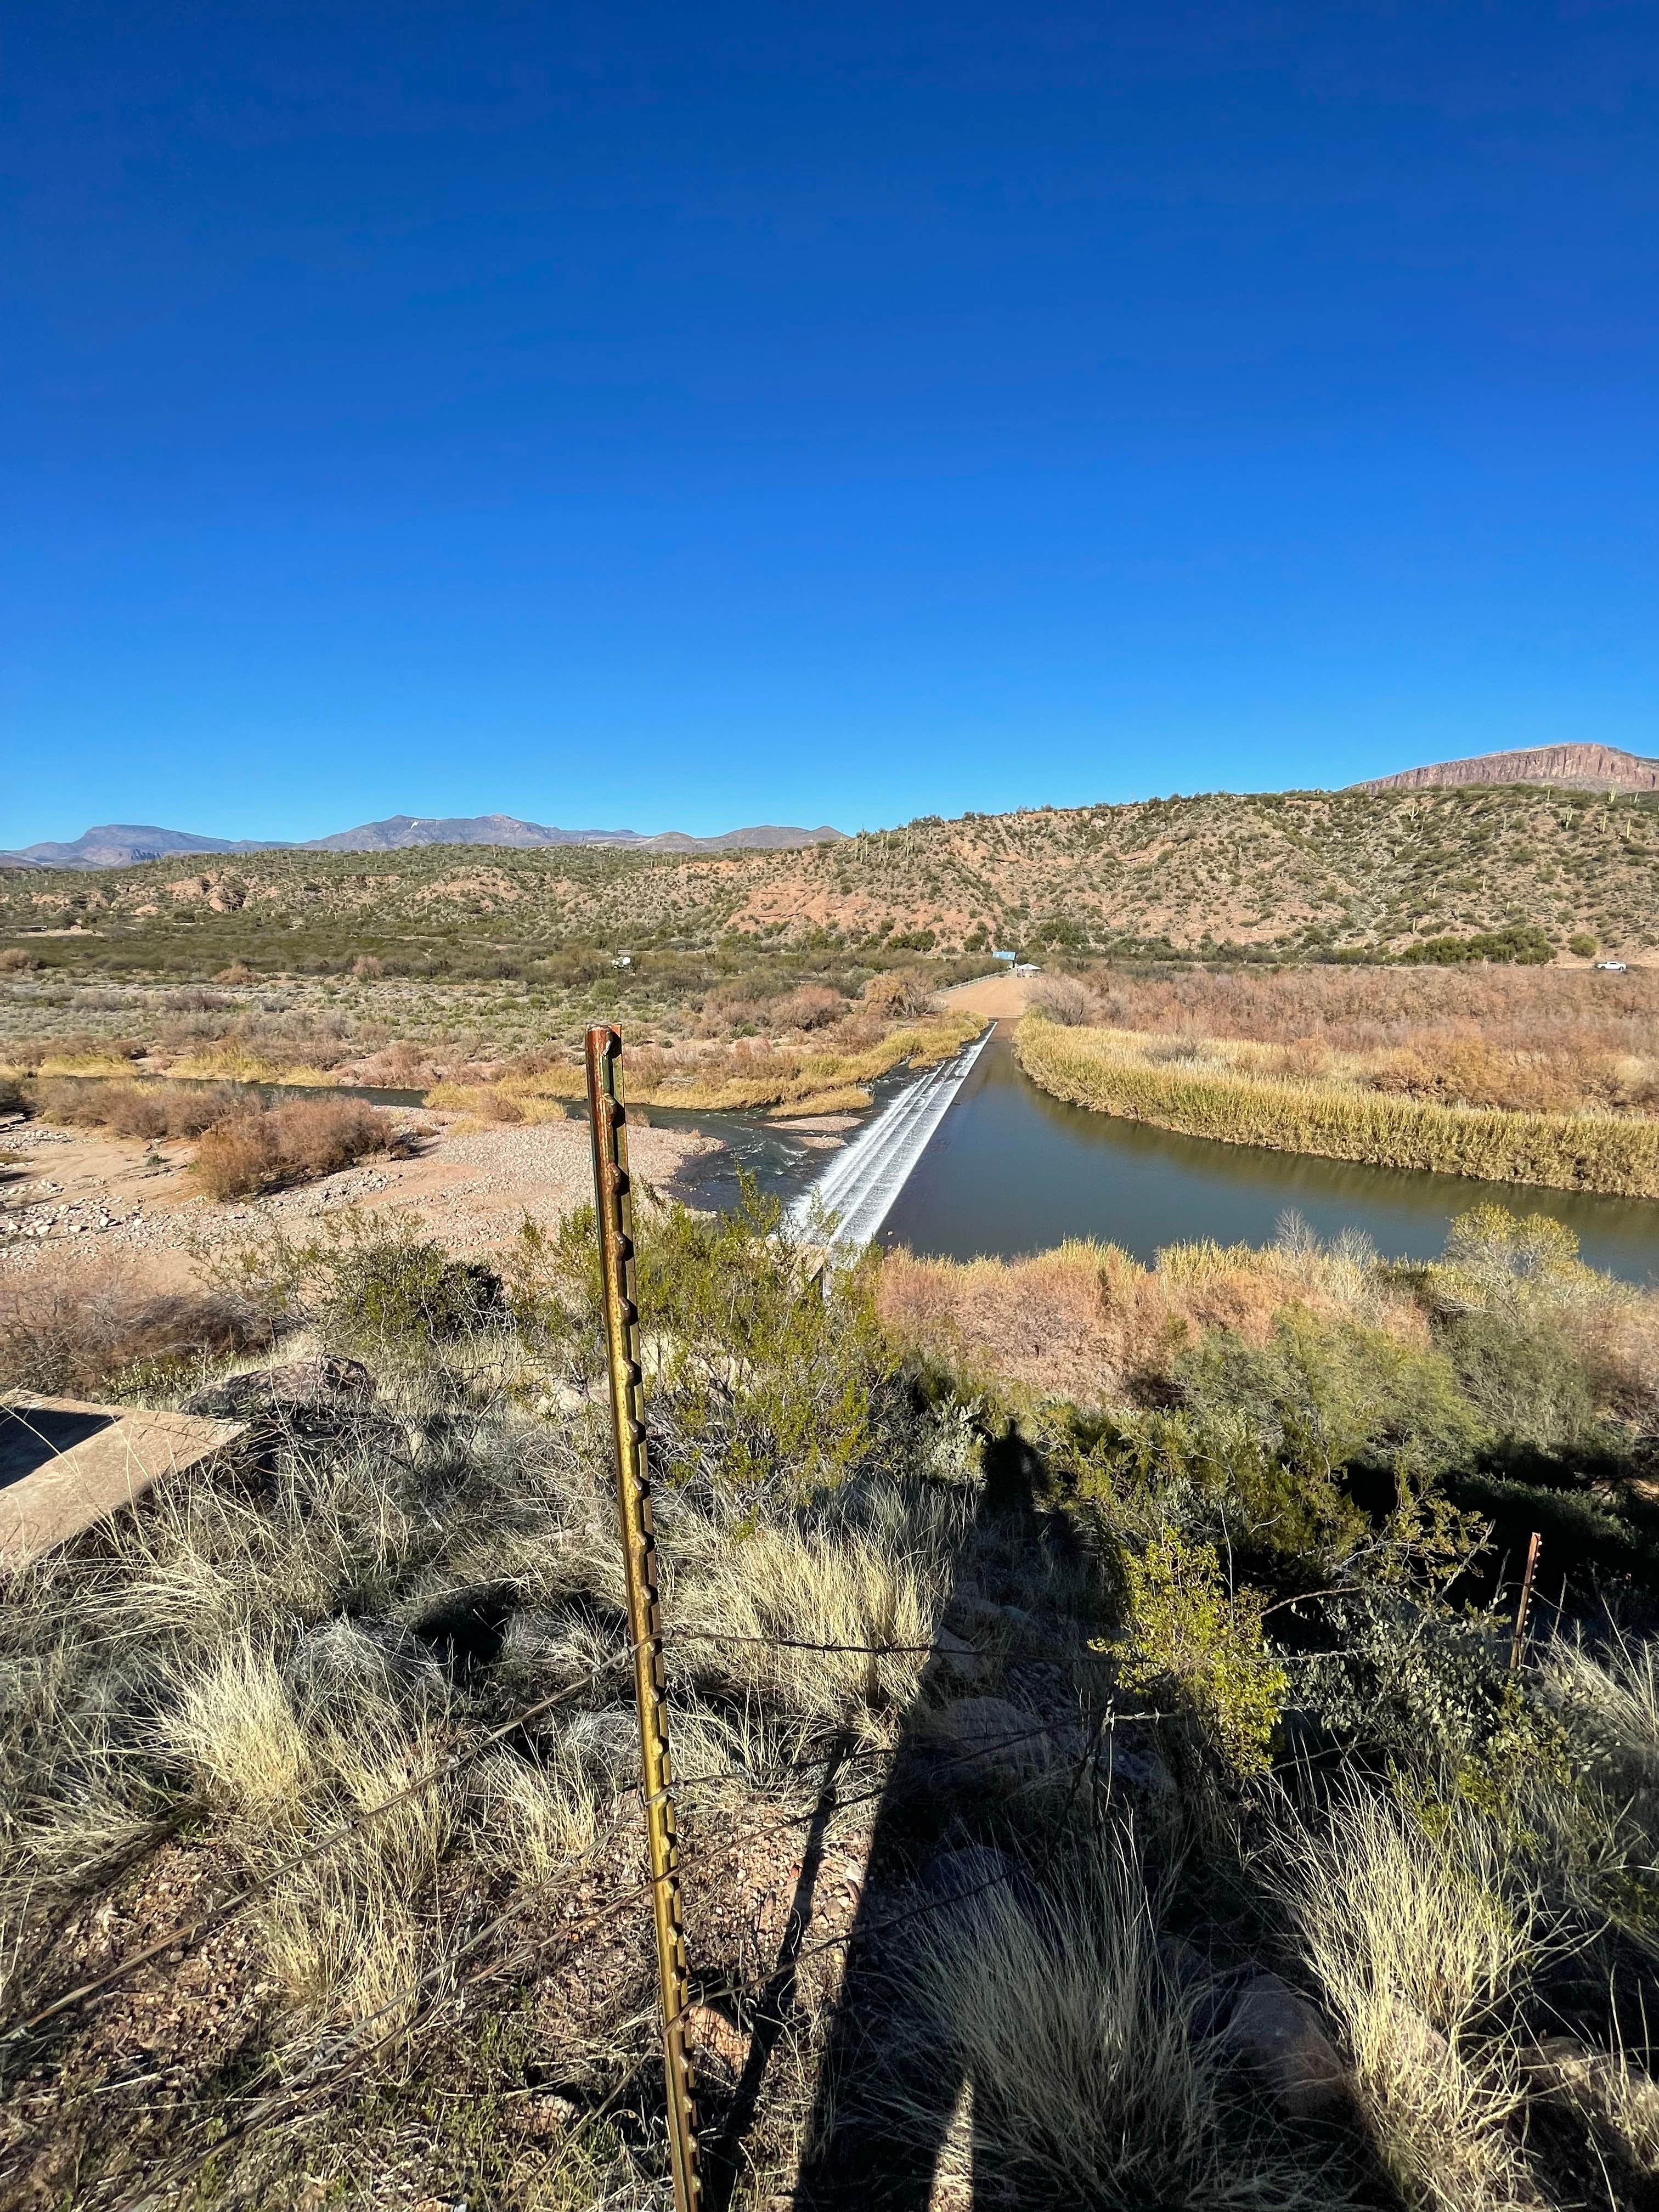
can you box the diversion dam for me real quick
[784,1024,996,1249]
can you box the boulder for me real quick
[183,1356,377,1427]
[1521,2033,1659,2138]
[1222,1972,1350,2119]
[930,1626,992,1686]
[921,1696,1048,1785]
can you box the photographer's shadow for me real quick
[711,1427,1057,2212]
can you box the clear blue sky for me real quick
[3,2,1655,846]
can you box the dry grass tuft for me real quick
[1271,1788,1537,2212]
[0,1249,272,1393]
[879,1832,1341,2209]
[673,1481,966,1744]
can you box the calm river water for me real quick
[875,1031,1659,1284]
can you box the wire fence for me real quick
[3,1593,1171,2208]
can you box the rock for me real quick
[1104,1741,1176,1796]
[1222,1973,1349,2119]
[182,1356,376,1425]
[1522,2033,1659,2136]
[922,1696,1048,1785]
[932,1626,992,1685]
[913,1844,1022,1924]
[683,2000,749,2082]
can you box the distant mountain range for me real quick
[1352,743,1659,795]
[0,815,848,871]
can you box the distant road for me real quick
[940,970,1039,1022]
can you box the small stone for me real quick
[684,2000,749,2078]
[1222,1973,1349,2119]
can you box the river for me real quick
[865,1030,1659,1283]
[35,1049,1658,1283]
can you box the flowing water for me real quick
[783,1026,996,1248]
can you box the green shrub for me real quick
[1106,1529,1286,1778]
[1398,924,1554,966]
[1180,1306,1488,1486]
[207,1208,504,1356]
[511,1177,900,1511]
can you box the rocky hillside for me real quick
[2,782,1655,968]
[1355,743,1659,795]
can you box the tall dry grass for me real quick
[1085,962,1659,1065]
[671,1479,967,1747]
[1270,1789,1537,2212]
[879,1832,1342,2210]
[1017,1015,1659,1195]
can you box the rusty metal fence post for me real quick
[1509,1529,1542,1676]
[585,1024,702,2212]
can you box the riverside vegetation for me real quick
[1017,963,1659,1197]
[0,958,979,1121]
[3,1184,1659,2210]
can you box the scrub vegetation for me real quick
[1017,1013,1659,1196]
[3,779,1657,973]
[1015,962,1659,1195]
[0,958,978,1119]
[4,1182,1659,2209]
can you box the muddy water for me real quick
[874,1032,1659,1284]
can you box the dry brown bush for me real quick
[355,1041,433,1088]
[0,1252,272,1393]
[1028,974,1096,1026]
[863,969,934,1017]
[33,1077,240,1140]
[0,947,36,973]
[879,1242,1180,1406]
[4,1034,146,1073]
[774,983,847,1030]
[194,1097,391,1200]
[878,1232,1413,1408]
[1091,962,1658,1056]
[1073,964,1659,1120]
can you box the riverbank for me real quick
[2,1007,981,1122]
[1014,1013,1659,1198]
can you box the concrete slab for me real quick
[0,1394,245,1568]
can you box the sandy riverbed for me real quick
[0,1110,722,1290]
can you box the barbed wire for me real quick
[2,1617,1020,2049]
[4,1643,645,2045]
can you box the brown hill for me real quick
[1353,743,1659,795]
[4,782,1655,966]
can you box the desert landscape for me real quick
[3,763,1659,2209]
[10,6,1659,2202]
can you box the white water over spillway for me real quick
[787,1025,994,1249]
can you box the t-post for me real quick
[585,1024,702,2212]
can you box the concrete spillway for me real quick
[787,1024,994,1250]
